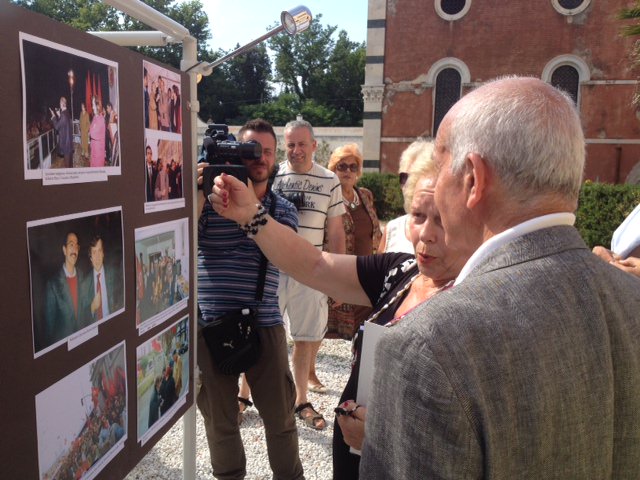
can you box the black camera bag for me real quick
[202,307,260,375]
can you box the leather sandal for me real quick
[294,402,326,430]
[238,396,253,425]
[308,383,328,394]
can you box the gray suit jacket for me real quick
[361,225,640,479]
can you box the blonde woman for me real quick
[378,140,434,254]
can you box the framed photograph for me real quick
[28,207,125,357]
[134,218,189,334]
[35,342,127,480]
[20,32,120,184]
[136,316,189,444]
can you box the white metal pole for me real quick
[180,34,199,480]
[96,2,199,478]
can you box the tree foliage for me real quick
[239,93,336,126]
[619,2,640,107]
[619,4,640,38]
[268,14,365,126]
[198,44,272,124]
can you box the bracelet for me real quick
[239,204,268,238]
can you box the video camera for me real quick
[200,124,262,195]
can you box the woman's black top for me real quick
[333,252,417,480]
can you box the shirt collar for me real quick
[454,212,576,286]
[63,264,76,278]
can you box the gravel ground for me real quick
[126,338,353,480]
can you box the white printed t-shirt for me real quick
[273,161,345,249]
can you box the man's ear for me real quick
[464,153,488,209]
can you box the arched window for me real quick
[551,0,590,15]
[441,0,466,15]
[542,55,590,107]
[435,0,472,21]
[433,68,462,136]
[550,65,580,105]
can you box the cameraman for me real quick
[196,119,304,480]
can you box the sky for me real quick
[180,0,368,52]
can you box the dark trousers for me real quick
[197,324,304,480]
[332,370,360,479]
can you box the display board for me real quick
[0,2,195,478]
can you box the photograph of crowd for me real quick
[135,218,189,334]
[21,33,121,180]
[136,316,189,443]
[144,130,184,204]
[36,342,127,480]
[28,207,125,357]
[143,60,182,135]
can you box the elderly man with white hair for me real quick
[359,76,640,479]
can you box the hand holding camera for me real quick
[208,172,260,227]
[199,124,261,197]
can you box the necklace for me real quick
[365,275,453,326]
[344,190,360,210]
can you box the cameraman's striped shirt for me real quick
[197,193,297,327]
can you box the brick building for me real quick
[363,0,640,183]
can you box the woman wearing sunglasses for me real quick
[324,144,382,340]
[378,140,434,254]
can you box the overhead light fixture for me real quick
[185,5,312,76]
[281,5,312,35]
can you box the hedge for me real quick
[358,173,640,249]
[358,172,405,221]
[575,181,640,249]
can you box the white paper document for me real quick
[351,322,387,455]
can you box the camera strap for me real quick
[255,191,277,301]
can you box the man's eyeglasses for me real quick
[336,163,359,173]
[399,172,409,186]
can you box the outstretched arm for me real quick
[209,174,371,306]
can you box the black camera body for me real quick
[200,124,261,195]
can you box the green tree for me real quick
[238,92,301,125]
[316,31,366,125]
[198,43,273,124]
[619,2,640,107]
[619,3,640,37]
[269,14,336,100]
[268,14,365,126]
[239,93,338,127]
[13,1,365,126]
[126,0,212,69]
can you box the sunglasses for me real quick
[399,172,409,186]
[336,163,359,173]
